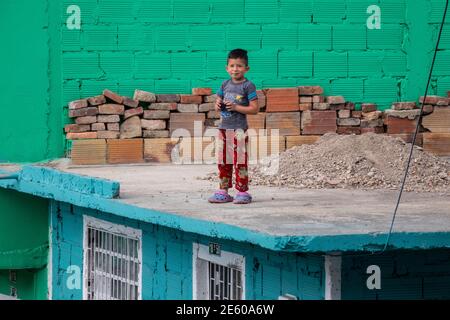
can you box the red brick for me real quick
[107,139,144,164]
[75,116,97,125]
[361,103,377,113]
[91,123,106,131]
[177,104,199,113]
[143,110,170,120]
[144,138,178,163]
[124,107,144,120]
[337,127,361,135]
[266,112,301,136]
[301,110,337,135]
[361,127,384,134]
[97,131,120,139]
[97,115,120,123]
[141,119,166,130]
[299,96,312,103]
[71,139,106,165]
[422,104,434,114]
[180,95,203,104]
[337,118,360,126]
[257,90,266,108]
[156,94,180,103]
[326,96,345,104]
[69,99,88,110]
[192,88,212,96]
[265,88,299,112]
[247,113,265,129]
[286,135,320,149]
[207,110,220,119]
[123,96,139,108]
[352,111,362,118]
[422,106,450,133]
[360,119,384,128]
[169,113,205,137]
[389,133,423,146]
[423,133,450,156]
[98,104,125,115]
[107,123,120,131]
[69,107,98,118]
[64,124,90,133]
[203,94,217,103]
[447,91,450,98]
[88,95,106,106]
[329,103,351,111]
[345,102,355,111]
[392,102,417,110]
[312,95,325,103]
[199,103,216,112]
[120,116,142,139]
[143,130,170,138]
[312,103,330,110]
[148,103,178,111]
[103,89,124,104]
[338,110,351,118]
[362,111,382,121]
[134,90,156,103]
[385,117,418,134]
[298,86,323,95]
[299,103,312,111]
[66,132,97,140]
[419,95,448,105]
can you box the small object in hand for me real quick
[220,102,228,111]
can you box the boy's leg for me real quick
[233,129,249,193]
[217,129,233,190]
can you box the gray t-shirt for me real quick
[216,79,257,130]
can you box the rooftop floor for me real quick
[59,163,450,237]
[1,161,449,252]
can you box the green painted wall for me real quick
[0,0,62,163]
[0,189,49,299]
[0,0,449,163]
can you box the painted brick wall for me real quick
[342,249,450,299]
[61,0,450,119]
[50,200,324,300]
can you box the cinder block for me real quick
[227,24,261,50]
[107,139,144,164]
[348,52,382,77]
[118,25,153,51]
[312,0,345,23]
[364,78,398,104]
[211,0,244,23]
[100,52,133,77]
[367,25,403,50]
[172,52,206,78]
[98,0,135,23]
[245,0,278,23]
[82,26,117,51]
[262,25,297,49]
[154,26,188,51]
[333,25,366,50]
[279,51,313,77]
[314,52,347,77]
[331,79,364,102]
[136,0,172,22]
[63,53,101,79]
[280,0,311,22]
[155,80,191,94]
[71,139,107,165]
[382,52,407,76]
[248,51,278,78]
[298,25,332,50]
[173,0,209,23]
[135,53,171,79]
[190,26,226,51]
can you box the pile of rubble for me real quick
[250,133,450,193]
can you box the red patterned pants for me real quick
[217,129,249,192]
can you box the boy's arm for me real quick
[229,100,259,115]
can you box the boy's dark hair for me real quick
[227,49,248,66]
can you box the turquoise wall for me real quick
[342,249,450,299]
[50,200,325,300]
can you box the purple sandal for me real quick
[208,190,233,203]
[233,192,252,204]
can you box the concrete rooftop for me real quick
[1,162,450,252]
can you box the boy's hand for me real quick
[214,97,223,112]
[224,100,237,111]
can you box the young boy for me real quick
[208,49,259,204]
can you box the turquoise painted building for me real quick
[1,165,450,300]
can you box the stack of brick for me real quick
[384,101,423,145]
[360,103,384,134]
[300,86,337,136]
[421,95,450,156]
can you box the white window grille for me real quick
[193,243,245,300]
[83,216,142,300]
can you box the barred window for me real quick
[83,216,142,300]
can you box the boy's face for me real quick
[226,58,250,81]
